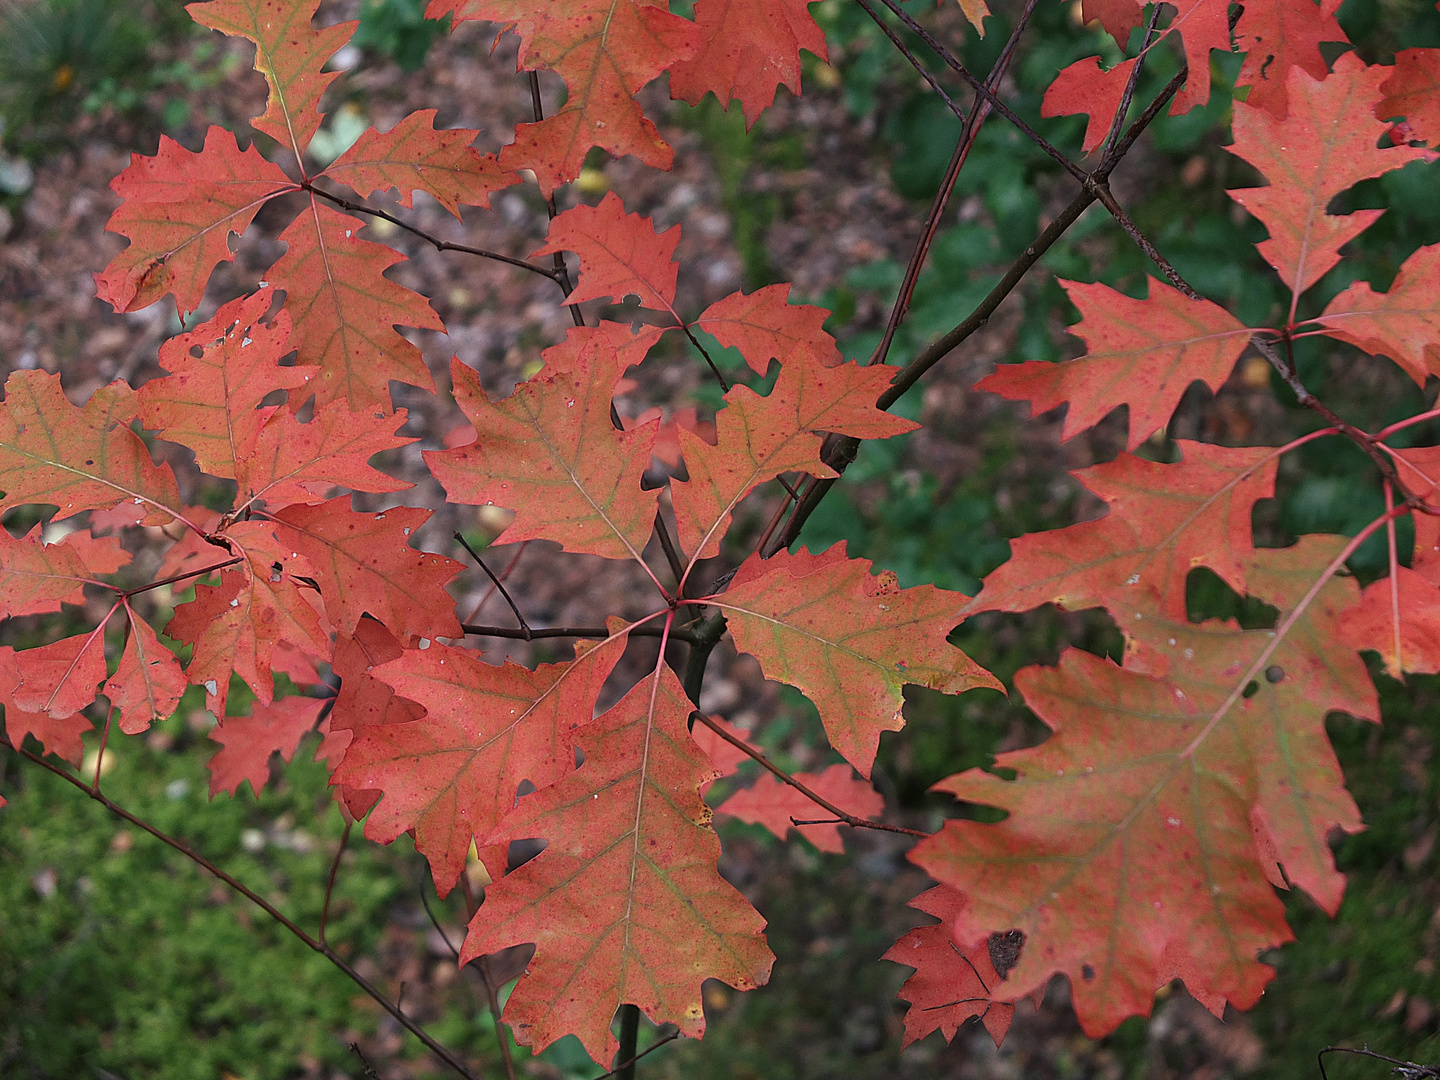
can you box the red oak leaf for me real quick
[717,763,883,853]
[137,287,314,479]
[964,443,1278,621]
[1316,242,1440,384]
[105,609,187,735]
[1339,566,1440,677]
[427,354,660,563]
[1226,54,1431,303]
[237,401,414,507]
[95,127,294,315]
[912,645,1294,1036]
[459,666,772,1064]
[207,695,328,797]
[267,202,444,410]
[671,359,917,560]
[1078,0,1145,45]
[273,498,464,645]
[0,526,129,618]
[321,618,425,817]
[323,109,515,217]
[1380,48,1440,145]
[539,320,668,379]
[0,648,92,764]
[883,886,1015,1048]
[0,371,181,523]
[533,192,680,311]
[1041,56,1138,155]
[1160,0,1234,115]
[335,631,626,895]
[188,0,356,162]
[977,279,1252,451]
[11,625,110,720]
[693,284,843,374]
[716,546,1000,776]
[1234,0,1347,117]
[432,0,699,192]
[166,521,329,716]
[668,0,829,127]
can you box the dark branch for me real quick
[455,532,532,639]
[460,622,698,644]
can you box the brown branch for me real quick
[455,532,532,639]
[460,622,698,644]
[318,819,352,948]
[121,556,243,598]
[3,737,483,1080]
[592,1031,681,1080]
[692,713,927,838]
[654,511,687,589]
[305,182,561,282]
[530,71,588,329]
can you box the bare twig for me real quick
[455,532,532,639]
[654,512,688,589]
[319,819,352,947]
[461,622,698,644]
[530,71,588,329]
[3,738,483,1080]
[692,713,927,838]
[120,557,243,598]
[592,1031,681,1080]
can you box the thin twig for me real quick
[350,1043,385,1080]
[455,532,532,638]
[654,511,687,588]
[692,713,927,838]
[305,183,562,281]
[591,1031,682,1080]
[678,323,729,394]
[120,557,243,598]
[849,0,970,128]
[3,739,483,1080]
[1102,5,1163,156]
[461,622,698,644]
[319,819,352,948]
[530,71,588,329]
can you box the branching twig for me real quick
[455,532,532,639]
[3,738,483,1080]
[692,713,927,838]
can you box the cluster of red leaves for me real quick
[3,0,1440,1067]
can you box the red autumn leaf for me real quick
[106,608,187,735]
[323,109,515,217]
[977,279,1252,451]
[0,526,129,618]
[11,625,111,720]
[207,695,329,797]
[716,545,1000,776]
[136,288,314,479]
[267,202,444,410]
[432,0,698,192]
[273,498,464,645]
[1379,48,1440,145]
[668,0,829,127]
[915,540,1373,1035]
[237,402,414,507]
[1316,242,1440,384]
[965,442,1279,621]
[883,885,1015,1048]
[165,521,330,716]
[0,371,181,523]
[717,763,883,853]
[0,648,92,765]
[188,0,356,163]
[1041,56,1138,155]
[1078,0,1145,45]
[693,284,843,374]
[427,353,660,564]
[1157,0,1234,115]
[334,631,626,895]
[95,128,294,315]
[533,192,680,312]
[1233,0,1347,117]
[671,358,917,560]
[1226,54,1431,303]
[459,666,773,1064]
[1340,566,1440,677]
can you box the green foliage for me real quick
[352,0,451,72]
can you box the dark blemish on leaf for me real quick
[1082,964,1095,981]
[988,929,1023,978]
[1265,665,1284,683]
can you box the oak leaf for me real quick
[0,527,129,618]
[1,648,92,764]
[883,885,1015,1048]
[208,695,329,797]
[1379,48,1440,145]
[693,284,843,374]
[459,666,772,1064]
[106,610,188,735]
[1316,242,1440,385]
[977,279,1252,451]
[717,545,1000,776]
[534,192,680,311]
[1234,0,1347,117]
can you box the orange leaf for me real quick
[693,284,842,374]
[534,192,680,311]
[460,666,772,1064]
[0,527,129,618]
[1317,242,1440,384]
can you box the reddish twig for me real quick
[692,713,927,838]
[318,819,352,948]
